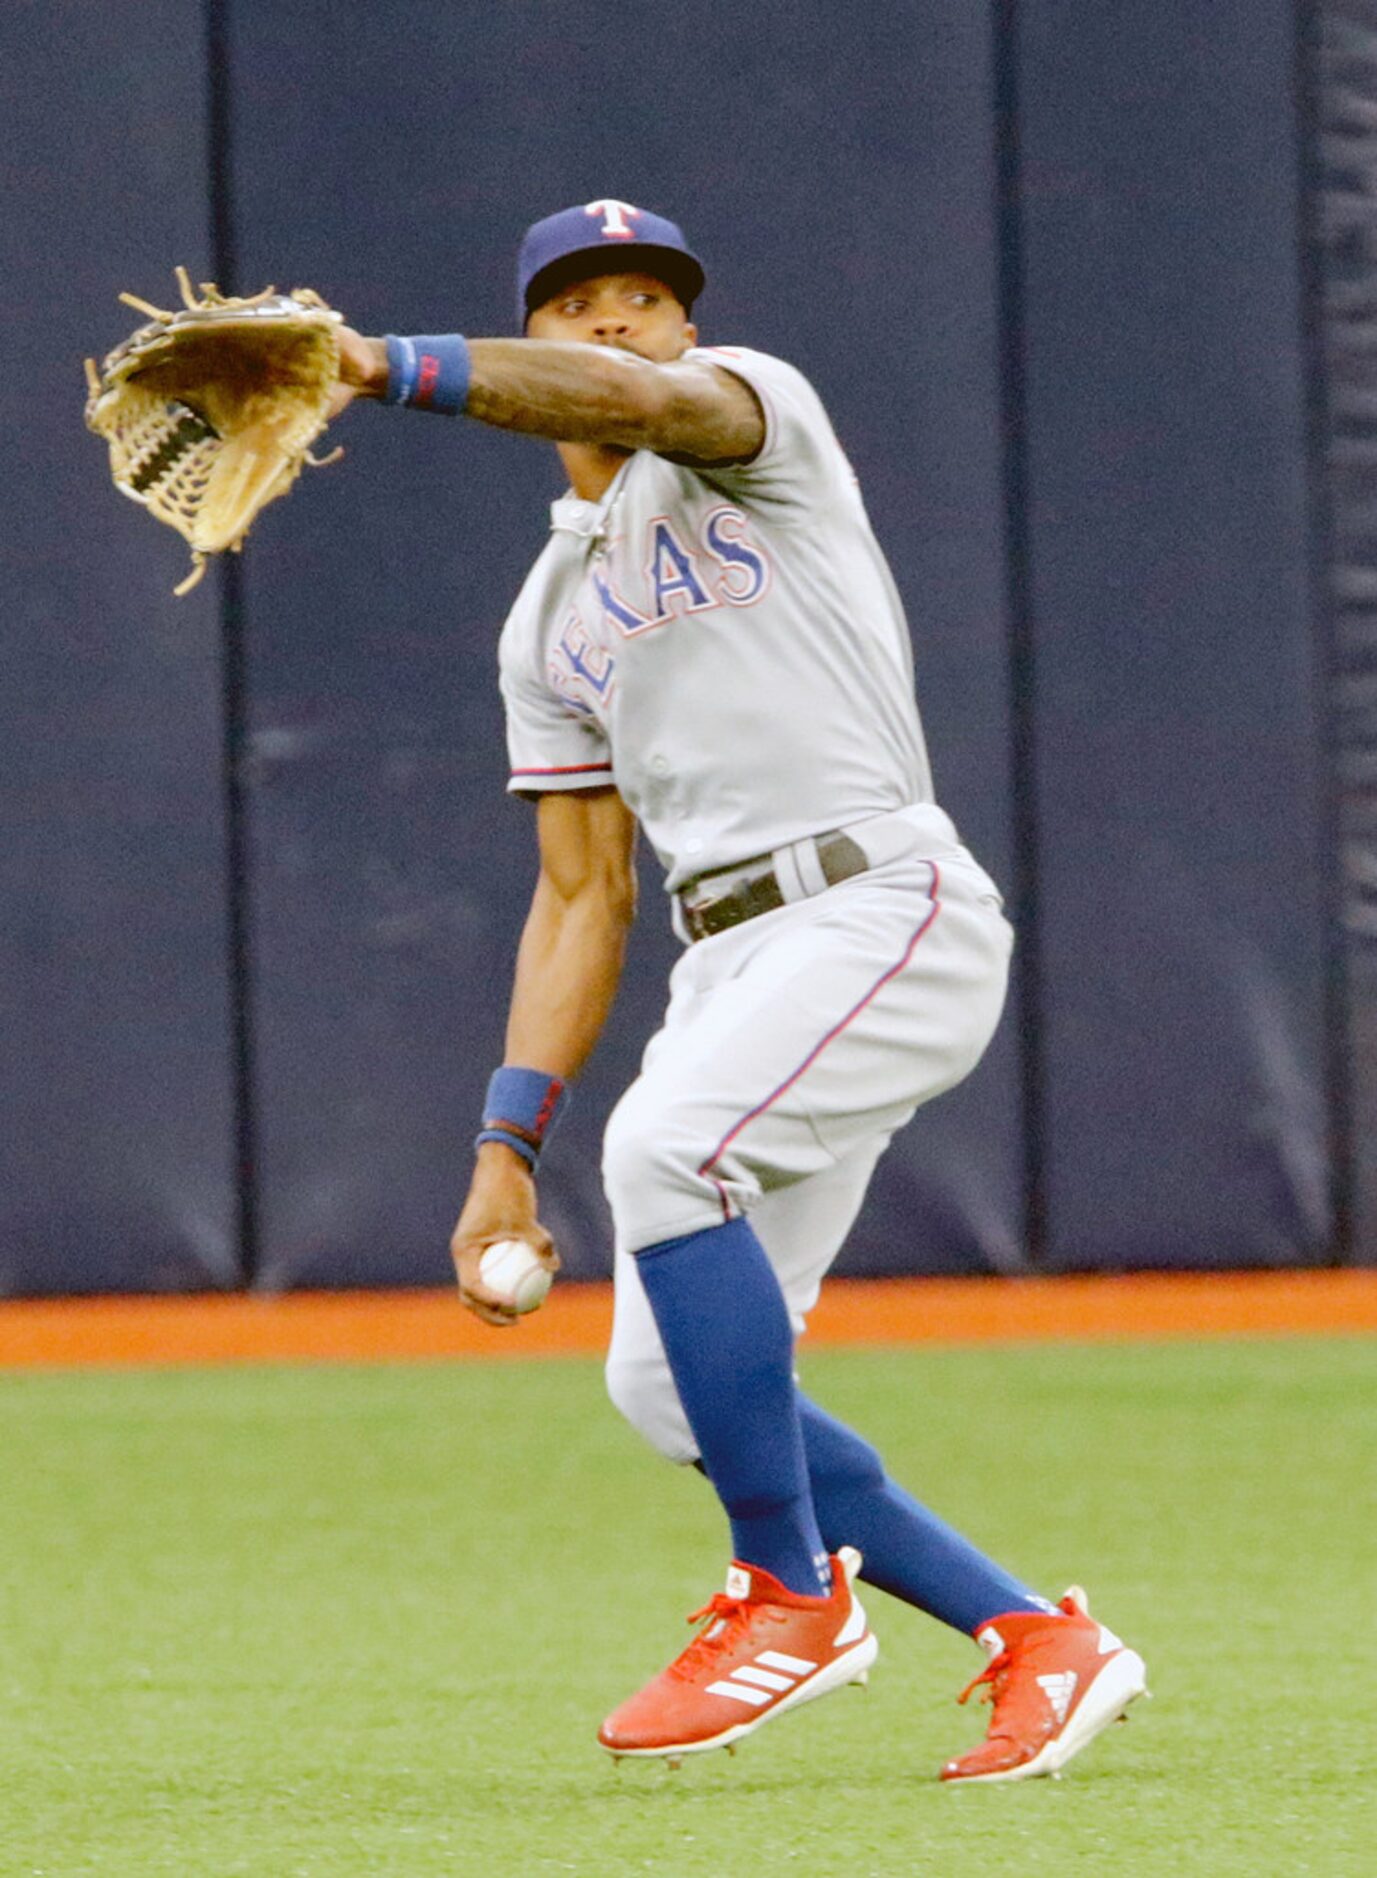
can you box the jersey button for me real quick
[685,837,704,856]
[651,756,670,775]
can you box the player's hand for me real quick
[328,327,388,418]
[450,1143,560,1328]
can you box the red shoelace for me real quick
[670,1591,792,1682]
[669,1592,752,1680]
[956,1651,1012,1709]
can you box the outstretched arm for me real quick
[332,329,763,464]
[451,786,638,1325]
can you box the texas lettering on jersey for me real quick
[549,613,615,716]
[601,505,772,638]
[547,504,772,715]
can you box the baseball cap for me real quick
[516,199,706,329]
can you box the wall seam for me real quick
[992,0,1047,1268]
[1293,0,1354,1263]
[207,0,261,1285]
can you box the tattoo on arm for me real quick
[465,340,764,463]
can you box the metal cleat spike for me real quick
[664,1755,683,1771]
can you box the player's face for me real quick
[526,272,697,363]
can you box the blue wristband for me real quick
[382,333,471,415]
[475,1126,539,1170]
[476,1066,568,1167]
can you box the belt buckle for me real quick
[680,854,774,942]
[681,879,744,939]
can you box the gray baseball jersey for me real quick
[497,345,935,889]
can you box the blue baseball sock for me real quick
[635,1219,832,1597]
[798,1395,1051,1634]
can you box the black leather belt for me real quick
[678,831,870,942]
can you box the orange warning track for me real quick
[0,1270,1373,1370]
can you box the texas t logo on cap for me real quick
[584,199,643,239]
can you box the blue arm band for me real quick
[383,333,471,415]
[475,1066,569,1168]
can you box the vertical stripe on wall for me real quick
[206,0,261,1279]
[1302,2,1377,1262]
[992,0,1047,1265]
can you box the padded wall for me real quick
[0,4,239,1294]
[1017,0,1331,1267]
[227,0,1022,1286]
[1,1,1349,1295]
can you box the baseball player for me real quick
[330,200,1147,1782]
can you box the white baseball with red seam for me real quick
[478,1238,552,1313]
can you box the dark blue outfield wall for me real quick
[0,3,239,1294]
[1015,1,1331,1268]
[0,0,1348,1294]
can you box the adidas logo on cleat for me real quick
[1035,1670,1078,1725]
[706,1650,820,1708]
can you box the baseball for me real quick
[478,1238,552,1313]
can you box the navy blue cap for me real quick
[516,199,706,329]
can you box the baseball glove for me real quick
[84,267,344,595]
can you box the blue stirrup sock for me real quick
[634,1219,832,1597]
[797,1394,1052,1634]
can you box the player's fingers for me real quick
[455,1268,521,1325]
[453,1239,525,1324]
[459,1289,520,1329]
[528,1228,560,1275]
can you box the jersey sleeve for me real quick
[687,345,852,519]
[499,646,614,798]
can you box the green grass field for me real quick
[2,1337,1373,1876]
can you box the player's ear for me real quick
[683,320,698,348]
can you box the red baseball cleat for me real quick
[939,1586,1148,1785]
[598,1547,877,1764]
